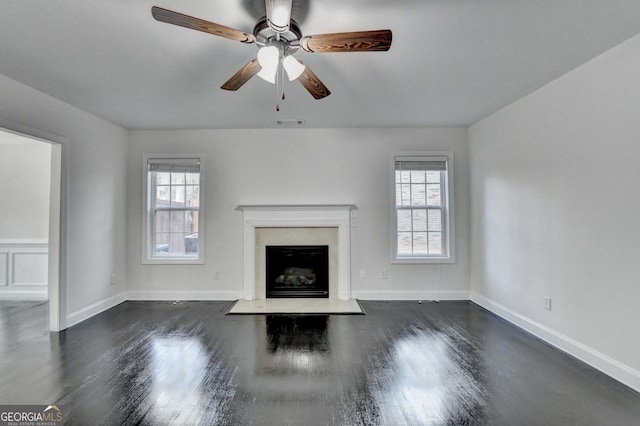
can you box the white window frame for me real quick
[142,154,206,265]
[390,151,455,264]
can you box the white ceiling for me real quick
[1,0,639,130]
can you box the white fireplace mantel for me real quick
[236,205,357,301]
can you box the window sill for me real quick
[142,257,204,265]
[392,256,455,265]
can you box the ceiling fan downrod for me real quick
[266,0,293,33]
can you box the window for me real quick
[143,155,205,264]
[391,152,454,263]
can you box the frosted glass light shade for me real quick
[256,46,279,84]
[282,55,305,81]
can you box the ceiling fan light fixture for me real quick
[256,45,279,84]
[282,55,305,81]
[266,0,292,32]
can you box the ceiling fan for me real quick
[151,0,392,101]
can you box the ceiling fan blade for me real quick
[300,29,392,53]
[152,6,256,44]
[298,66,331,99]
[265,0,293,32]
[221,59,261,91]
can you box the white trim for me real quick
[141,153,206,265]
[352,290,470,300]
[0,289,48,301]
[127,290,242,301]
[471,292,640,394]
[0,238,48,245]
[48,142,65,330]
[389,151,456,264]
[66,291,128,328]
[0,241,48,248]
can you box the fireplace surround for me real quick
[237,205,356,301]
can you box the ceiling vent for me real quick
[275,119,305,127]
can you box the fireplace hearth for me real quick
[266,245,329,298]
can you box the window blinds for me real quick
[395,156,448,171]
[147,158,200,173]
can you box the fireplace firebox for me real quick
[266,245,329,298]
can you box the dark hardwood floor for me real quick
[1,300,639,425]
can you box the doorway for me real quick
[0,126,63,331]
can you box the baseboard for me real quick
[66,291,127,328]
[352,289,470,300]
[126,290,242,301]
[0,289,48,301]
[471,292,640,394]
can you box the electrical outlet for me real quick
[214,271,221,280]
[360,269,366,278]
[380,269,388,279]
[544,297,552,310]
[110,273,116,286]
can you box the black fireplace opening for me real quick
[266,245,329,298]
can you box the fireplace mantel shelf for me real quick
[236,204,357,212]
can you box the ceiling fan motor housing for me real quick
[254,17,302,56]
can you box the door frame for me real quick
[0,119,68,331]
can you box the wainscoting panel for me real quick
[0,240,48,300]
[0,252,7,286]
[12,252,48,286]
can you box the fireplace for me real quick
[237,204,356,300]
[266,245,329,298]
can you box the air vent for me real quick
[275,119,305,127]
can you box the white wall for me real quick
[0,73,129,325]
[0,137,51,240]
[127,128,470,300]
[469,34,640,391]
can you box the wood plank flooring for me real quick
[0,300,639,425]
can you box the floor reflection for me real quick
[264,315,329,372]
[371,327,486,425]
[149,336,208,424]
